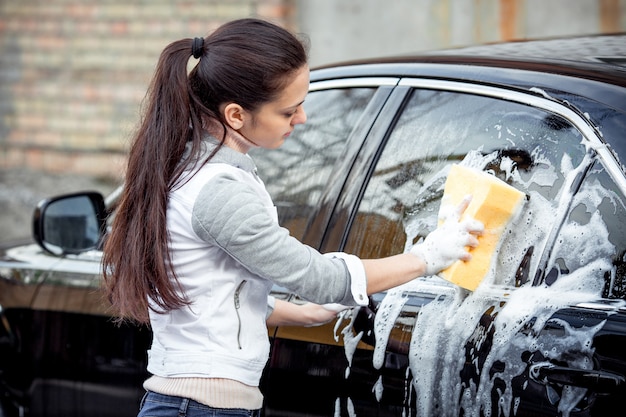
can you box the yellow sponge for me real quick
[438,164,526,291]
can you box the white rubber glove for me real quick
[410,195,484,276]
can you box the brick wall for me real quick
[2,0,623,181]
[0,0,294,180]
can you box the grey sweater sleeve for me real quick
[191,174,363,306]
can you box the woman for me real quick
[102,18,483,417]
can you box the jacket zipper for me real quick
[234,280,247,349]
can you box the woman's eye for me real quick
[284,104,302,118]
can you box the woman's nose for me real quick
[293,106,307,125]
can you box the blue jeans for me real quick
[138,391,261,417]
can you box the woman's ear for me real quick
[222,103,246,130]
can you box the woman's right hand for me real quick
[410,195,484,276]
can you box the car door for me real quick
[329,78,626,416]
[0,240,150,417]
[252,77,407,416]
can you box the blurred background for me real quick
[0,0,625,242]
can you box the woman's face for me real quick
[239,65,310,149]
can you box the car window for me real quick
[252,87,376,240]
[550,160,626,299]
[344,87,589,289]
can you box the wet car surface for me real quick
[1,33,626,416]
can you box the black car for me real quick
[1,33,626,417]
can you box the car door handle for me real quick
[530,363,625,394]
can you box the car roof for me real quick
[311,33,626,93]
[312,33,626,82]
[423,33,626,67]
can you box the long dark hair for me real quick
[102,18,308,324]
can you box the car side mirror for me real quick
[32,192,107,255]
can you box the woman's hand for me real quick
[267,299,349,327]
[410,195,484,276]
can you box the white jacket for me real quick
[147,137,368,386]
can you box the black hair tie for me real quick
[191,37,204,59]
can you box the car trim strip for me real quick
[309,77,400,92]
